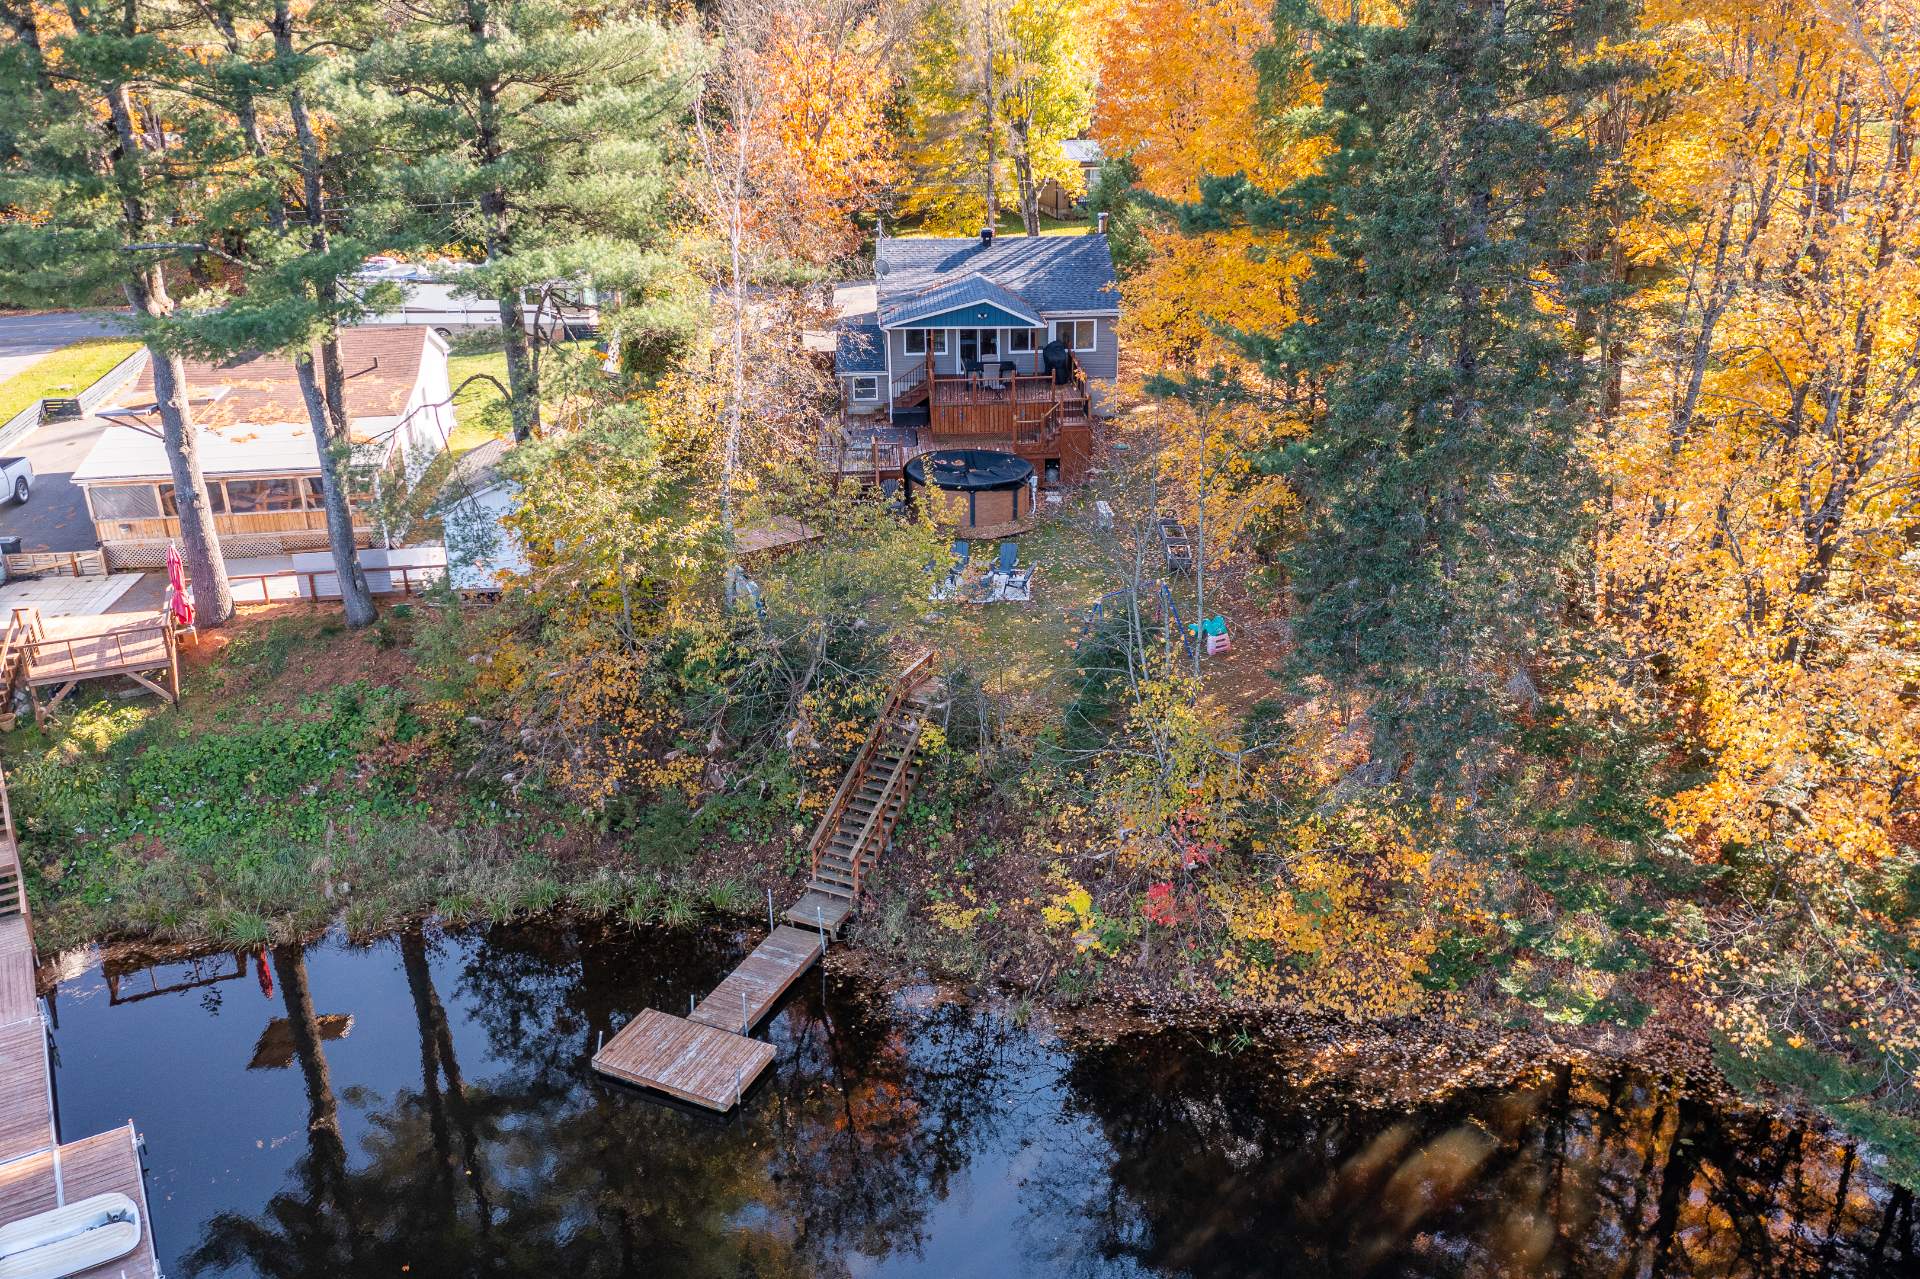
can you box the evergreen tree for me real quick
[174,0,386,627]
[1200,0,1633,780]
[355,1,703,442]
[0,0,236,624]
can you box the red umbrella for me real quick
[166,542,194,628]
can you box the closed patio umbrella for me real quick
[166,542,194,629]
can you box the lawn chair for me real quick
[1002,562,1037,603]
[930,540,970,601]
[996,542,1018,575]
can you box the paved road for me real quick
[0,311,137,553]
[0,310,131,383]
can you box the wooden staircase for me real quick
[0,766,26,932]
[786,651,940,934]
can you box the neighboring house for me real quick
[1039,138,1104,218]
[831,227,1118,486]
[354,257,598,340]
[72,326,457,569]
[439,437,530,593]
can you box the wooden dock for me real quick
[593,1010,777,1109]
[593,927,822,1109]
[689,926,823,1032]
[593,655,942,1112]
[0,769,163,1277]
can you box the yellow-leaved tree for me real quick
[1593,0,1920,1139]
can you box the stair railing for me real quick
[844,717,925,899]
[804,651,937,873]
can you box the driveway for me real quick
[0,412,112,552]
[0,311,136,553]
[0,310,131,383]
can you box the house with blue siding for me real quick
[832,226,1119,486]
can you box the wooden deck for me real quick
[593,1009,777,1110]
[0,772,163,1278]
[7,606,180,726]
[0,1126,161,1279]
[783,890,855,936]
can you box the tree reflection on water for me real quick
[98,922,1909,1278]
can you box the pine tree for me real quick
[355,1,702,442]
[0,0,236,624]
[1206,0,1633,778]
[175,0,385,627]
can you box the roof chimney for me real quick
[980,226,995,249]
[1095,212,1109,236]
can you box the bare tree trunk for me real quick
[101,64,232,625]
[465,0,540,442]
[272,0,378,626]
[1011,119,1039,235]
[148,346,234,626]
[980,9,999,232]
[693,86,749,551]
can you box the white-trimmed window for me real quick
[903,330,949,356]
[1008,329,1038,353]
[849,374,881,402]
[1050,319,1097,352]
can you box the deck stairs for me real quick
[786,651,941,935]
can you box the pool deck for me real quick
[0,837,162,1277]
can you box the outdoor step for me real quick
[810,865,855,889]
[806,878,855,900]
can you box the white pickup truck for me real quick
[0,456,32,505]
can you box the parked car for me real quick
[0,456,33,504]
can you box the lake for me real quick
[39,921,1917,1277]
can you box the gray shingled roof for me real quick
[875,235,1118,322]
[883,272,1045,329]
[834,316,886,374]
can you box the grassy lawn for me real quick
[445,340,597,454]
[447,349,511,453]
[932,491,1121,713]
[0,337,142,423]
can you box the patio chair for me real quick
[1002,563,1037,602]
[996,542,1018,575]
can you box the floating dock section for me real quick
[593,927,822,1109]
[0,779,163,1278]
[593,655,941,1111]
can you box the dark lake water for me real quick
[38,921,1918,1278]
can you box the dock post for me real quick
[767,887,774,932]
[689,993,695,1016]
[735,1066,743,1108]
[817,904,826,949]
[596,1029,604,1054]
[741,989,748,1033]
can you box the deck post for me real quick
[741,989,748,1034]
[767,887,774,932]
[817,904,827,949]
